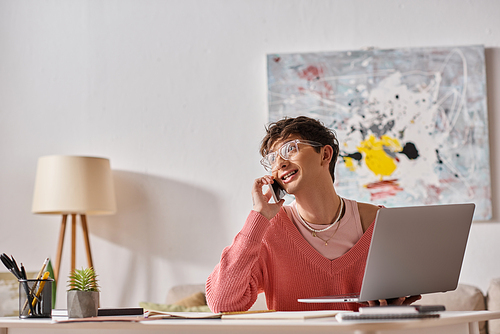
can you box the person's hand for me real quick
[362,295,422,307]
[251,175,284,220]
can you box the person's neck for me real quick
[295,180,340,226]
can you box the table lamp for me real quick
[32,155,116,283]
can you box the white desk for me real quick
[1,311,499,334]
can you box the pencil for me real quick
[31,271,50,308]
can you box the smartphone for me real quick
[270,181,287,203]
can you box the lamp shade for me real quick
[32,155,116,215]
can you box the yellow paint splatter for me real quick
[344,157,356,171]
[358,135,402,177]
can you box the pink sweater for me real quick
[206,208,374,312]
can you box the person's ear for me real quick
[321,145,334,165]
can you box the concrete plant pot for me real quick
[67,290,99,318]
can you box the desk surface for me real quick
[1,311,500,334]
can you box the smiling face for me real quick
[260,116,340,183]
[270,135,331,195]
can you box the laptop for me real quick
[298,203,475,303]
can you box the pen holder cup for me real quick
[18,278,54,318]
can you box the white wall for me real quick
[1,0,500,308]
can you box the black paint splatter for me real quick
[436,149,443,164]
[400,142,419,160]
[344,152,362,161]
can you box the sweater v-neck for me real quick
[272,207,374,275]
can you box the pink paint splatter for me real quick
[297,65,334,99]
[366,179,403,201]
[299,66,323,81]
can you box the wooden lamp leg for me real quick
[53,213,95,285]
[71,214,77,274]
[54,214,68,284]
[80,214,94,269]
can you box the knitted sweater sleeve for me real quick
[206,210,270,313]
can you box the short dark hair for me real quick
[260,116,340,182]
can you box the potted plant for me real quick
[67,267,100,318]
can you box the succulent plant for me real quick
[67,267,100,292]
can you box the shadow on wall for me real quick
[90,170,225,298]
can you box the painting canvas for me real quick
[267,45,491,220]
[0,273,21,316]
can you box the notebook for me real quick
[298,203,475,303]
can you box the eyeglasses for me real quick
[260,139,324,171]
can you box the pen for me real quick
[10,255,22,278]
[22,258,49,313]
[20,264,27,280]
[15,258,34,315]
[0,253,21,279]
[222,310,276,315]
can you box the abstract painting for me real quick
[267,45,491,220]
